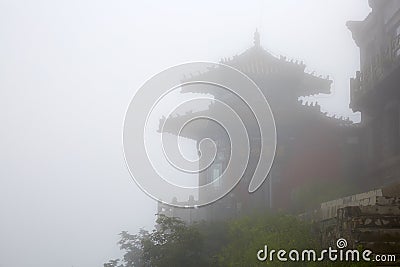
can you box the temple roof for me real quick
[158,99,354,139]
[158,31,341,139]
[220,31,305,76]
[346,0,384,47]
[180,31,332,96]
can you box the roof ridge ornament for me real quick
[254,28,260,47]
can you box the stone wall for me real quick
[308,183,400,265]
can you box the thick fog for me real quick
[0,0,371,266]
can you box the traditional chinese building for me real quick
[159,31,361,223]
[292,2,400,256]
[348,0,400,190]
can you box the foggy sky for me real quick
[0,1,370,266]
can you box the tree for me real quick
[109,214,206,267]
[106,213,373,267]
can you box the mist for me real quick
[0,1,370,266]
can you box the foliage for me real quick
[106,214,206,267]
[105,212,374,267]
[217,212,318,266]
[291,179,359,212]
[216,212,372,267]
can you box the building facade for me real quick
[159,31,361,223]
[348,0,400,189]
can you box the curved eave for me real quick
[158,110,213,140]
[301,73,332,96]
